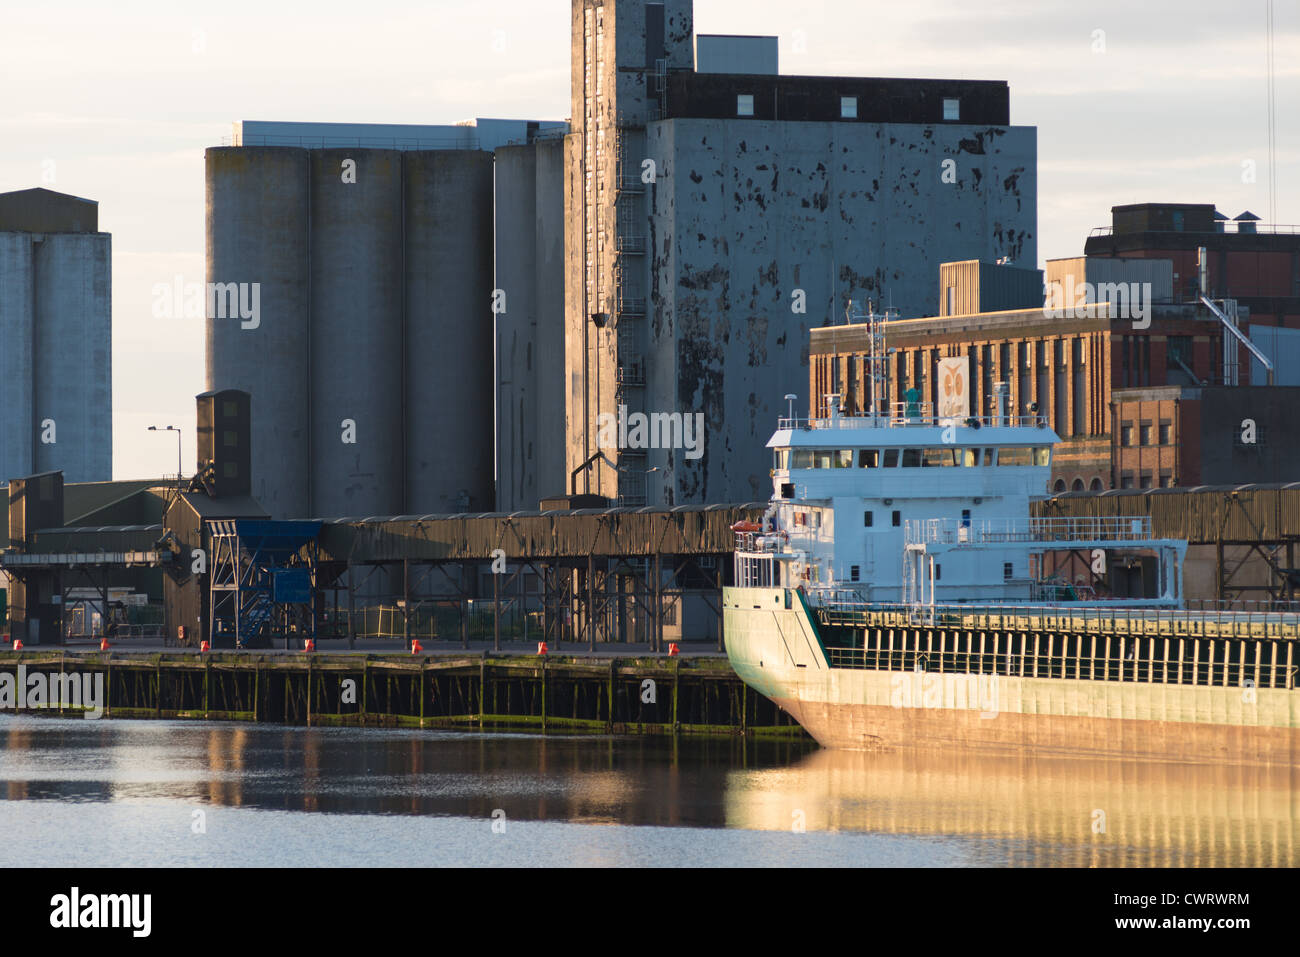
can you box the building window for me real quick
[1139,474,1152,489]
[864,510,873,527]
[1090,478,1104,491]
[943,97,960,120]
[1053,478,1066,492]
[1121,424,1134,447]
[1140,424,1152,446]
[1120,474,1135,489]
[945,285,955,315]
[1159,422,1171,445]
[1072,478,1085,491]
[850,565,860,581]
[737,94,754,117]
[840,96,857,119]
[891,510,901,527]
[1160,473,1174,488]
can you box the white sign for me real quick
[937,357,970,419]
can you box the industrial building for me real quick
[565,0,1037,506]
[810,204,1300,491]
[205,118,567,519]
[0,187,112,487]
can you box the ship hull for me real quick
[724,586,1300,766]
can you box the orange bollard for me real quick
[199,640,210,653]
[537,641,548,655]
[304,638,316,652]
[668,642,679,657]
[100,637,111,651]
[2,633,9,644]
[411,639,423,654]
[13,639,24,651]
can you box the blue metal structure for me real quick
[208,519,321,648]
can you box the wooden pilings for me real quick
[0,652,804,737]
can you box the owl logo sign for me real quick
[937,357,970,419]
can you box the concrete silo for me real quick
[32,232,111,481]
[403,150,494,514]
[205,147,310,517]
[0,234,34,482]
[309,149,405,518]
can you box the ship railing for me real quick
[778,409,1048,431]
[816,598,1300,642]
[821,627,1297,690]
[905,516,1154,545]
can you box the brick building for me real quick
[1085,202,1300,331]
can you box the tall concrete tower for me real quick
[566,1,695,504]
[0,188,112,486]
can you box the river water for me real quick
[1,716,1294,867]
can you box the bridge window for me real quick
[882,449,900,467]
[863,510,874,527]
[1003,562,1014,580]
[892,510,901,527]
[858,448,880,468]
[901,448,923,467]
[832,449,853,468]
[1034,447,1051,466]
[792,449,813,468]
[983,448,996,466]
[921,447,960,467]
[773,449,790,470]
[962,448,980,467]
[850,565,860,581]
[997,447,1034,466]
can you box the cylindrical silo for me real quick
[0,233,35,484]
[33,232,111,482]
[491,144,538,512]
[206,147,310,517]
[404,150,494,514]
[310,148,404,519]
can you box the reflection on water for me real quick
[725,749,1299,867]
[1,716,1293,866]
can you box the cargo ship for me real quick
[722,305,1299,765]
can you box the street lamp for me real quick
[147,425,182,493]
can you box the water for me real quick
[1,716,1294,867]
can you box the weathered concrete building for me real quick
[0,188,112,486]
[565,0,1037,506]
[205,119,566,519]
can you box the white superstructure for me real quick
[735,303,1186,612]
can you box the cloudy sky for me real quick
[1,0,1295,479]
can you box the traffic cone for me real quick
[537,641,548,655]
[100,637,111,651]
[668,642,679,657]
[411,639,423,654]
[13,639,23,651]
[199,640,210,653]
[304,638,316,652]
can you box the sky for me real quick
[1,0,1296,481]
